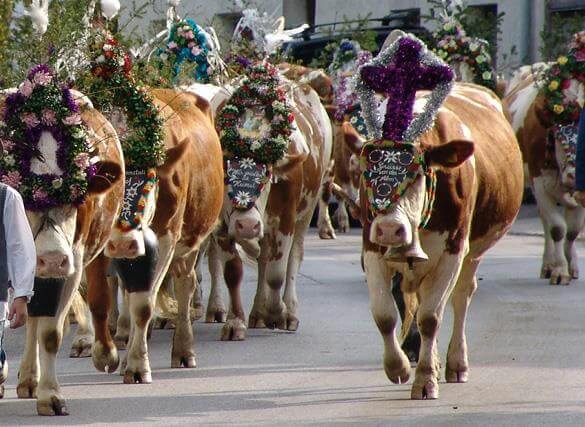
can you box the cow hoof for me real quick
[318,227,336,240]
[248,313,267,329]
[37,396,69,416]
[171,354,197,368]
[70,336,92,358]
[549,273,571,286]
[114,334,129,350]
[337,223,349,233]
[540,267,552,279]
[163,319,176,330]
[286,315,299,332]
[206,308,227,323]
[384,361,411,384]
[221,318,247,341]
[92,342,120,374]
[123,370,152,384]
[119,356,127,376]
[192,304,204,322]
[411,380,439,400]
[0,384,4,399]
[16,378,37,399]
[152,317,169,330]
[571,268,579,280]
[445,367,468,383]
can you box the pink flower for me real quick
[188,42,195,48]
[0,139,14,152]
[191,46,202,56]
[20,112,39,128]
[33,71,52,86]
[168,41,178,50]
[41,109,57,126]
[33,188,48,202]
[63,113,82,126]
[1,171,22,189]
[74,152,90,169]
[185,31,195,40]
[20,79,35,97]
[575,49,585,62]
[69,184,82,200]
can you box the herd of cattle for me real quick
[0,29,583,416]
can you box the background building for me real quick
[127,0,585,72]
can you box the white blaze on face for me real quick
[369,176,426,248]
[226,182,270,241]
[28,207,77,278]
[30,131,64,176]
[105,182,158,259]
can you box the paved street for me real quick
[2,208,585,426]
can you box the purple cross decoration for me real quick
[360,37,453,142]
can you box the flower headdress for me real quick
[355,32,453,223]
[432,16,496,91]
[0,65,97,210]
[542,31,585,125]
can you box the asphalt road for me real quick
[2,226,585,426]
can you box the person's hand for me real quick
[574,190,585,207]
[8,297,28,329]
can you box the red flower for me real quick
[561,79,572,90]
[287,114,294,123]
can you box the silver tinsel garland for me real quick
[355,32,453,143]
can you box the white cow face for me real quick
[225,178,271,242]
[368,141,474,255]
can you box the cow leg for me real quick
[363,250,410,384]
[263,232,294,330]
[334,202,350,233]
[446,258,479,383]
[539,214,555,279]
[108,276,119,335]
[411,252,465,400]
[114,283,130,349]
[317,179,336,240]
[123,233,176,383]
[206,236,227,323]
[564,207,585,281]
[36,265,83,416]
[17,317,39,399]
[69,295,94,358]
[534,179,570,284]
[392,274,420,363]
[171,251,199,368]
[87,254,119,373]
[249,247,269,329]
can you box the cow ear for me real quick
[87,161,123,195]
[158,138,189,176]
[425,140,474,168]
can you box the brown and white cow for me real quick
[96,89,224,382]
[363,83,522,399]
[3,91,125,415]
[190,75,332,339]
[279,63,364,238]
[504,70,585,285]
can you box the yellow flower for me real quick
[558,56,568,65]
[553,104,565,114]
[548,80,559,91]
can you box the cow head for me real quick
[366,140,473,260]
[105,140,188,259]
[223,157,272,242]
[30,131,122,278]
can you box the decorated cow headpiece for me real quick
[0,65,98,210]
[432,11,496,90]
[216,61,294,210]
[541,31,585,126]
[356,31,453,225]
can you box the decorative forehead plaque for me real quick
[225,157,271,210]
[117,169,157,232]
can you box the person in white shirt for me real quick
[0,183,36,398]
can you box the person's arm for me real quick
[4,189,35,328]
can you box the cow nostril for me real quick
[253,222,260,231]
[128,240,138,252]
[38,258,45,267]
[395,225,405,238]
[107,242,116,252]
[60,257,68,269]
[376,225,384,237]
[236,221,244,230]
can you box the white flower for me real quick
[3,155,14,166]
[160,53,169,61]
[0,120,5,128]
[52,178,63,189]
[475,55,486,64]
[118,56,126,66]
[250,140,262,151]
[72,128,86,139]
[482,71,492,80]
[103,44,113,51]
[240,158,256,169]
[469,43,479,52]
[234,191,252,205]
[448,40,457,48]
[443,23,453,31]
[76,170,87,180]
[96,55,106,63]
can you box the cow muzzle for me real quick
[106,229,146,259]
[36,251,74,278]
[372,219,410,247]
[234,217,263,240]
